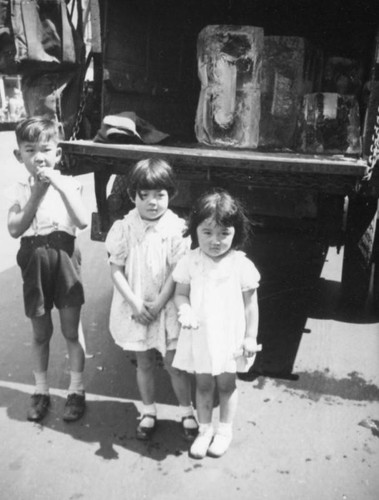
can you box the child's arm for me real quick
[110,263,155,325]
[241,289,261,356]
[7,181,49,238]
[37,168,88,229]
[174,282,198,329]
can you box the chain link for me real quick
[69,80,89,141]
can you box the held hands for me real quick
[131,298,156,325]
[144,299,162,320]
[177,303,199,329]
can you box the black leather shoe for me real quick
[182,415,199,441]
[27,394,50,421]
[63,393,86,422]
[136,414,157,440]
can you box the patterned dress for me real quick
[105,208,189,355]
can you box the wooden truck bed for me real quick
[60,139,370,242]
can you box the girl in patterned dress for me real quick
[173,189,262,458]
[105,159,198,441]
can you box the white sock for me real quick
[140,404,157,428]
[198,422,213,436]
[33,371,49,395]
[180,405,197,428]
[68,371,84,395]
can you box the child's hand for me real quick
[144,299,161,319]
[36,167,64,190]
[242,338,262,357]
[178,304,199,329]
[31,176,49,196]
[131,300,155,325]
[234,339,262,359]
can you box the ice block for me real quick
[297,92,361,155]
[259,36,323,149]
[195,25,264,149]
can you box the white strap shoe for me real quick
[207,432,232,457]
[189,426,214,459]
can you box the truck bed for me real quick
[61,140,369,194]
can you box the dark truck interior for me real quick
[100,0,379,150]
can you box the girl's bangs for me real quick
[137,168,172,191]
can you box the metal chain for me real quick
[70,80,89,141]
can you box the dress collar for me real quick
[127,208,180,240]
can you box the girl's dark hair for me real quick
[127,158,177,200]
[185,188,251,249]
[15,117,64,145]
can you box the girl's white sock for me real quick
[179,405,197,429]
[198,422,214,435]
[68,371,85,395]
[140,404,157,428]
[33,371,49,395]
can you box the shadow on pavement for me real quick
[0,385,189,461]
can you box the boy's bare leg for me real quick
[31,312,53,373]
[78,320,93,358]
[27,313,53,421]
[59,306,86,422]
[59,306,84,373]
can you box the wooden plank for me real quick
[60,140,369,177]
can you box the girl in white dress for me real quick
[173,189,262,458]
[105,159,198,441]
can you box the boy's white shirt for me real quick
[5,175,82,237]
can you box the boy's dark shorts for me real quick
[17,231,85,318]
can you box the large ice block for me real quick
[259,36,323,149]
[195,25,264,149]
[297,93,361,155]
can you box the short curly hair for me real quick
[185,188,250,249]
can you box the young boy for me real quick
[7,117,88,422]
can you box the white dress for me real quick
[172,248,260,375]
[105,208,189,355]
